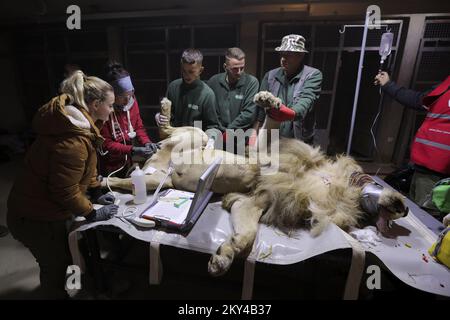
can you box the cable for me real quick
[105,111,132,196]
[370,86,383,158]
[121,205,137,219]
[115,205,137,225]
[374,167,381,178]
[106,153,128,195]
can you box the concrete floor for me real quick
[0,155,101,299]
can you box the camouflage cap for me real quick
[275,34,308,53]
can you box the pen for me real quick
[160,196,193,201]
[174,198,190,208]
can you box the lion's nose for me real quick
[403,207,408,217]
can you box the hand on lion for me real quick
[155,97,172,127]
[160,97,172,111]
[254,91,295,121]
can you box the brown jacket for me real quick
[7,94,104,221]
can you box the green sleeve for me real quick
[256,72,270,122]
[290,70,323,119]
[206,77,224,128]
[228,77,259,130]
[203,91,222,131]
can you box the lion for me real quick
[106,93,408,276]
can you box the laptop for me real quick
[139,157,222,232]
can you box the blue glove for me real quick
[86,205,118,222]
[96,192,115,205]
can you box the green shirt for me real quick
[258,66,322,138]
[207,72,259,130]
[167,79,221,131]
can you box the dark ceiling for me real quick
[0,0,448,24]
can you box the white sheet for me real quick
[69,192,450,297]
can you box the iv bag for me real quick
[379,32,394,63]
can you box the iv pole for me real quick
[344,10,370,155]
[341,9,390,155]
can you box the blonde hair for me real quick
[59,70,113,111]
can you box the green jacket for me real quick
[207,72,259,130]
[167,79,220,131]
[258,65,322,139]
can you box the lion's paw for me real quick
[253,91,281,110]
[208,254,232,277]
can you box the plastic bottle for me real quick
[379,32,393,67]
[131,165,147,204]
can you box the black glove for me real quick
[85,205,118,222]
[133,144,159,158]
[96,192,115,205]
[145,142,160,154]
[132,146,153,157]
[88,187,115,205]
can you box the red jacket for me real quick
[99,98,151,175]
[410,75,450,175]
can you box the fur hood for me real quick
[32,94,104,147]
[8,94,104,221]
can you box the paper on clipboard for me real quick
[141,189,195,224]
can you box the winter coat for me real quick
[99,98,151,175]
[7,94,103,221]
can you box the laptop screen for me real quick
[139,156,222,226]
[186,157,222,222]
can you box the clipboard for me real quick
[139,157,222,232]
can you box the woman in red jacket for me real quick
[100,62,158,177]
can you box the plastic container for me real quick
[379,32,393,66]
[130,165,147,204]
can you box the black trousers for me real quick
[7,213,71,299]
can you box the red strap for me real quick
[248,130,257,147]
[267,104,296,121]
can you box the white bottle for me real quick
[131,165,147,204]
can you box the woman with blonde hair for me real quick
[7,70,117,299]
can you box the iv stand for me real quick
[341,10,391,155]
